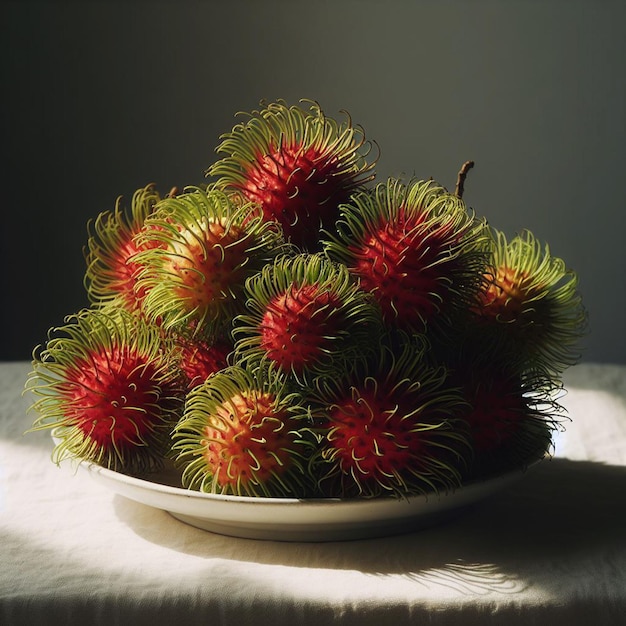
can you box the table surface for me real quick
[2,361,626,625]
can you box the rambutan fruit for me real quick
[207,99,376,251]
[323,177,489,334]
[308,337,472,498]
[233,254,381,380]
[172,365,313,497]
[84,184,164,313]
[26,307,184,474]
[449,365,561,477]
[132,186,288,338]
[470,228,587,378]
[174,335,232,390]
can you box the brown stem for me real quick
[454,160,475,199]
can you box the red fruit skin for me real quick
[202,392,296,490]
[59,346,175,454]
[327,388,427,487]
[259,283,343,374]
[238,142,357,250]
[88,221,166,313]
[462,379,525,453]
[349,209,463,328]
[178,340,230,389]
[108,229,164,311]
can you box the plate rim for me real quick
[52,432,546,540]
[79,445,545,507]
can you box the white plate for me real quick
[71,455,542,542]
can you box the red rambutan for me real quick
[234,254,381,379]
[324,177,489,333]
[173,365,313,497]
[309,338,471,498]
[463,377,528,453]
[175,335,232,390]
[84,184,165,313]
[27,307,184,473]
[207,99,376,250]
[450,366,560,476]
[132,186,288,337]
[470,229,587,377]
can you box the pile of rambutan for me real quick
[26,99,587,500]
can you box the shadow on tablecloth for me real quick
[113,457,626,592]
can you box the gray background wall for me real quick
[2,0,625,364]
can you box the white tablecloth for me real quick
[1,361,625,625]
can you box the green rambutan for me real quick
[172,365,313,497]
[233,253,381,379]
[26,307,184,473]
[308,337,471,498]
[207,99,376,251]
[84,184,164,313]
[132,186,288,338]
[471,228,587,377]
[323,177,489,334]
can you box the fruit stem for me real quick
[454,160,475,199]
